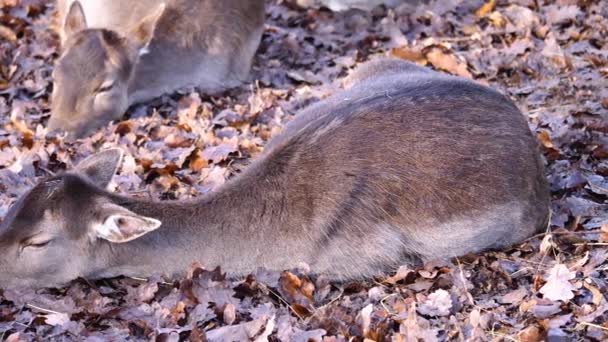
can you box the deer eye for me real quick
[96,81,114,93]
[20,237,53,252]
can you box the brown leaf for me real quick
[279,271,314,302]
[205,315,274,342]
[475,0,496,17]
[390,47,426,64]
[499,287,528,305]
[537,130,554,148]
[424,46,472,78]
[384,265,414,284]
[189,151,209,172]
[0,24,17,42]
[582,283,603,306]
[518,325,544,342]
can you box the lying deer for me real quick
[48,0,265,137]
[0,59,550,288]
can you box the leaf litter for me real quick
[0,0,607,340]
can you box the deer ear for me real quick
[64,1,87,38]
[75,149,124,189]
[129,3,165,55]
[92,204,161,243]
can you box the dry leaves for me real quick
[0,0,607,340]
[539,264,577,302]
[417,289,452,317]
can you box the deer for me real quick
[48,0,266,138]
[0,59,550,289]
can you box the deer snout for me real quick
[48,105,102,139]
[46,115,65,133]
[47,115,74,137]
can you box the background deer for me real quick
[0,59,550,288]
[48,0,265,137]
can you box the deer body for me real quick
[50,0,265,137]
[0,60,550,288]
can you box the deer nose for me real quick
[47,115,64,132]
[46,115,84,140]
[45,118,67,140]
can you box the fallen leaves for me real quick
[474,0,496,17]
[200,143,238,164]
[417,289,452,317]
[424,46,472,79]
[539,264,577,302]
[43,312,70,327]
[0,0,607,340]
[206,315,275,342]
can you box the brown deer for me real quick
[0,59,550,288]
[49,0,265,137]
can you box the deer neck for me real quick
[90,176,280,280]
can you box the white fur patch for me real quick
[138,46,150,57]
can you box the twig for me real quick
[509,266,534,278]
[507,256,551,268]
[127,276,174,286]
[523,229,602,243]
[577,322,608,331]
[25,303,64,316]
[455,257,475,306]
[37,166,55,176]
[305,287,344,323]
[559,229,601,235]
[1,304,34,341]
[379,293,398,316]
[258,283,305,321]
[573,243,608,246]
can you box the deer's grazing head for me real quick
[48,1,165,138]
[0,150,161,288]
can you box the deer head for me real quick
[48,1,165,138]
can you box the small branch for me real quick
[25,303,64,316]
[379,293,398,316]
[258,283,305,321]
[127,276,174,286]
[456,257,475,306]
[524,229,602,243]
[577,322,608,331]
[305,287,344,323]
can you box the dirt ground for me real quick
[0,0,607,340]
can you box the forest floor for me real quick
[0,0,607,341]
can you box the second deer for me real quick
[49,0,266,137]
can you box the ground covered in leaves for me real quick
[1,0,607,340]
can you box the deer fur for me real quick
[0,59,550,288]
[49,0,265,137]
